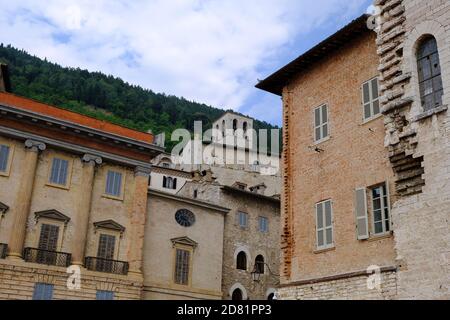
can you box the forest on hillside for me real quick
[0,44,279,151]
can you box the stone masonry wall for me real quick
[277,271,398,300]
[375,0,450,299]
[0,260,142,300]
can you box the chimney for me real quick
[0,64,11,93]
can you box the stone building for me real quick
[374,0,449,299]
[143,189,229,300]
[257,15,399,300]
[0,82,163,300]
[0,65,281,300]
[178,176,280,300]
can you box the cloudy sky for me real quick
[0,0,373,126]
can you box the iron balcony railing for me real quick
[23,247,72,267]
[0,243,7,259]
[84,257,129,275]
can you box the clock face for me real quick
[175,209,196,227]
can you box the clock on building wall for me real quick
[175,209,196,227]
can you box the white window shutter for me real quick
[355,188,369,240]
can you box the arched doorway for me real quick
[232,288,243,300]
[267,293,275,300]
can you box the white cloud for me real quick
[0,0,368,125]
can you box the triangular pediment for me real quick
[0,202,9,214]
[35,209,70,223]
[94,220,126,232]
[171,236,198,248]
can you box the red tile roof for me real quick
[0,92,154,143]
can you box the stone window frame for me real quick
[45,154,73,190]
[229,283,248,300]
[361,76,382,123]
[93,220,125,261]
[102,167,126,201]
[172,242,194,287]
[34,218,67,252]
[233,246,251,271]
[0,141,14,177]
[313,103,330,145]
[403,20,449,122]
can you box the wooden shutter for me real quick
[38,224,60,251]
[355,188,369,240]
[97,234,116,259]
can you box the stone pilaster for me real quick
[71,154,102,266]
[8,139,46,259]
[127,166,151,277]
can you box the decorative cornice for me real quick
[24,139,46,152]
[135,165,152,177]
[0,103,164,155]
[35,209,71,224]
[148,189,230,214]
[94,220,126,233]
[82,154,103,165]
[0,126,152,171]
[171,236,198,249]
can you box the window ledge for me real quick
[412,105,448,122]
[313,136,331,146]
[361,113,382,125]
[102,194,124,202]
[45,182,70,191]
[367,232,393,242]
[313,246,335,254]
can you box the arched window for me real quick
[236,251,247,270]
[222,120,226,137]
[232,288,243,301]
[255,255,264,274]
[243,122,248,133]
[233,119,238,132]
[417,36,443,111]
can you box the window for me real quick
[362,78,380,121]
[175,209,196,227]
[255,255,265,274]
[49,157,69,186]
[174,248,190,285]
[38,224,60,252]
[105,170,123,198]
[316,200,334,250]
[417,36,443,111]
[259,217,269,233]
[162,162,170,168]
[96,290,114,300]
[236,251,247,270]
[0,144,11,173]
[233,119,238,132]
[163,176,177,190]
[238,212,248,228]
[314,104,329,142]
[371,183,390,235]
[32,283,54,300]
[97,234,116,260]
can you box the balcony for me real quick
[0,243,7,259]
[23,248,72,267]
[84,257,129,275]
